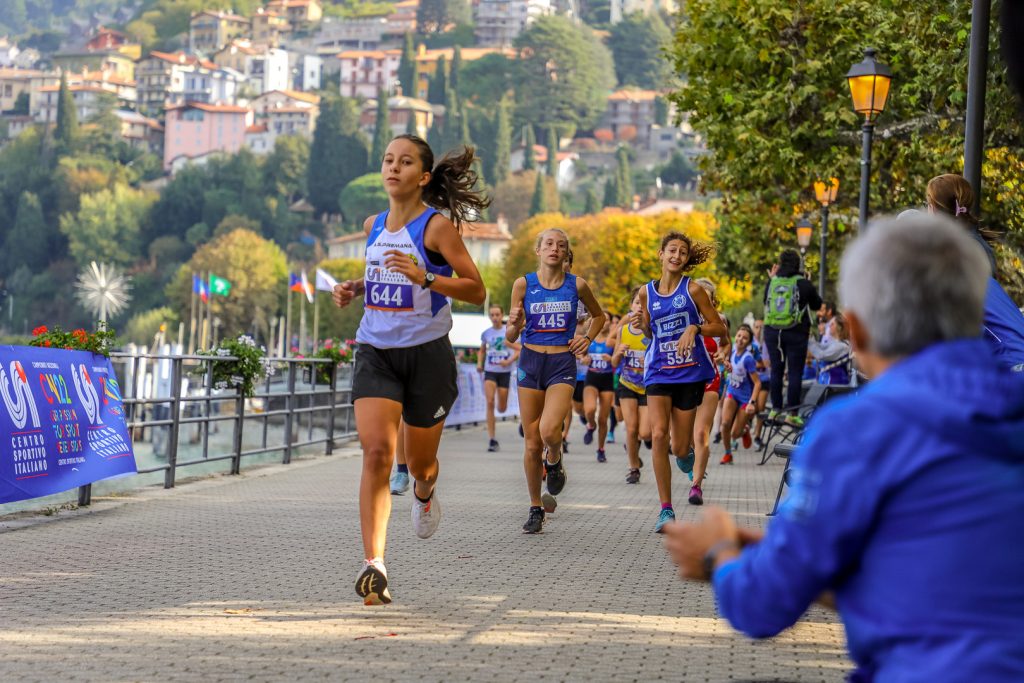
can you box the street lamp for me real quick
[846,48,892,233]
[813,177,839,296]
[796,218,813,272]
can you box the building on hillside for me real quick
[251,89,320,115]
[609,0,677,24]
[245,122,273,154]
[0,68,58,112]
[114,109,164,155]
[266,106,318,139]
[359,95,434,140]
[51,49,136,81]
[596,87,680,150]
[214,41,290,95]
[136,51,212,114]
[327,215,511,263]
[0,38,21,67]
[314,17,394,52]
[288,51,323,91]
[1,114,35,139]
[509,144,579,190]
[163,101,252,171]
[86,27,131,52]
[251,8,292,46]
[180,67,244,107]
[337,49,400,99]
[265,0,324,29]
[411,45,515,100]
[33,85,123,124]
[189,11,252,54]
[474,0,554,47]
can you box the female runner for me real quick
[478,304,520,452]
[611,287,650,484]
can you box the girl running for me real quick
[637,232,725,533]
[582,317,616,461]
[611,287,650,484]
[507,228,605,534]
[478,304,520,452]
[719,324,762,465]
[750,318,771,450]
[334,135,488,605]
[686,278,730,505]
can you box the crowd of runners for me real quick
[333,135,1024,607]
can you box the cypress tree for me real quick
[529,172,547,216]
[584,186,601,214]
[522,124,536,171]
[371,88,392,165]
[602,177,617,208]
[545,126,558,178]
[427,55,447,104]
[614,146,633,208]
[450,45,463,96]
[491,97,511,186]
[397,33,416,97]
[55,72,79,155]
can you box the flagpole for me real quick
[299,291,307,355]
[188,273,197,354]
[285,285,293,357]
[205,271,213,350]
[312,291,320,352]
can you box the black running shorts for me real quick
[646,381,705,411]
[352,336,458,428]
[484,371,511,389]
[585,371,615,393]
[616,385,648,407]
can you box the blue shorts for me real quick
[517,348,577,391]
[725,388,753,407]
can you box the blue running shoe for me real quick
[583,427,595,445]
[655,507,676,533]
[390,470,410,495]
[579,415,587,426]
[596,449,606,463]
[675,448,695,474]
[607,429,615,444]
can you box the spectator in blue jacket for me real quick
[662,213,1024,682]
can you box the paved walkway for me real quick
[1,421,849,682]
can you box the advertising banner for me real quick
[0,347,136,504]
[445,363,520,427]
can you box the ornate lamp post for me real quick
[846,48,892,232]
[796,219,813,272]
[813,177,839,296]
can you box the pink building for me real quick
[163,101,253,171]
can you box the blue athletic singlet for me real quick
[587,339,615,374]
[727,347,757,404]
[356,207,453,349]
[576,358,588,382]
[521,272,578,346]
[481,326,512,373]
[644,277,716,385]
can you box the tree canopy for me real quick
[607,12,675,90]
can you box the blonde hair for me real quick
[535,227,571,250]
[695,277,717,307]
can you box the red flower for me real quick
[73,329,88,340]
[43,340,51,347]
[32,326,48,336]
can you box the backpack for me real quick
[765,275,803,329]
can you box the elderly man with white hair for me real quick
[663,213,1024,682]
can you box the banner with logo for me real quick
[0,347,136,504]
[446,363,520,427]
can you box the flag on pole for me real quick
[315,268,338,292]
[289,273,304,292]
[300,270,314,303]
[193,274,208,303]
[209,274,231,296]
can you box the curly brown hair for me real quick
[659,231,716,271]
[394,135,492,232]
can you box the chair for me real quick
[767,441,799,516]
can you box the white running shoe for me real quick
[411,486,441,539]
[355,559,391,605]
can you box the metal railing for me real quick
[75,353,357,506]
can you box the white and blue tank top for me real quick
[481,326,512,373]
[521,272,578,346]
[587,339,615,374]
[643,277,716,385]
[356,207,453,349]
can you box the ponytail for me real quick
[393,135,491,232]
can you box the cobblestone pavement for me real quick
[1,421,849,682]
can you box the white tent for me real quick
[449,313,491,349]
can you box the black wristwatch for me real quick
[422,272,436,289]
[702,539,740,578]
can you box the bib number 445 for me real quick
[537,312,566,329]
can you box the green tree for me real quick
[169,229,288,339]
[339,173,390,229]
[522,124,536,171]
[514,16,615,132]
[584,186,601,214]
[398,33,418,97]
[607,12,674,89]
[427,55,448,104]
[614,147,633,207]
[603,177,617,208]
[460,53,516,105]
[371,89,393,165]
[669,0,1024,299]
[123,307,180,346]
[4,192,49,274]
[450,45,463,96]
[307,95,369,217]
[11,91,29,115]
[654,96,669,126]
[314,258,365,340]
[59,185,155,268]
[492,97,512,185]
[55,72,79,156]
[529,171,547,216]
[545,126,558,177]
[416,0,471,34]
[659,150,696,187]
[263,134,310,203]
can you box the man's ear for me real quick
[845,310,870,355]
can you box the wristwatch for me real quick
[422,272,436,289]
[702,539,740,579]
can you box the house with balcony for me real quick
[163,102,253,171]
[136,51,219,115]
[33,85,117,124]
[251,89,320,115]
[337,49,400,99]
[265,0,324,30]
[0,67,57,113]
[51,49,136,81]
[359,95,433,140]
[474,0,554,47]
[114,110,164,155]
[214,41,290,96]
[251,8,292,46]
[189,11,252,54]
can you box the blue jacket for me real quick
[713,338,1024,682]
[984,277,1024,370]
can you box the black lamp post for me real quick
[846,48,892,233]
[796,219,813,272]
[813,177,839,296]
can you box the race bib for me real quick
[366,282,413,311]
[528,301,571,332]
